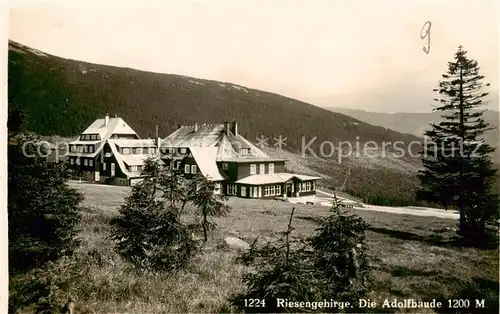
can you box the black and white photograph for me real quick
[2,0,499,313]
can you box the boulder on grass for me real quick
[224,237,250,251]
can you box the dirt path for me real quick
[316,190,459,220]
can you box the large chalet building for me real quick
[160,121,320,198]
[69,115,320,199]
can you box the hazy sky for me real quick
[8,0,499,113]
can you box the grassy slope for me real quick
[10,183,499,313]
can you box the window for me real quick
[70,145,76,153]
[83,145,88,153]
[70,158,74,165]
[123,148,130,155]
[77,146,83,153]
[300,182,312,192]
[135,148,141,154]
[250,164,257,175]
[227,184,238,195]
[90,134,96,140]
[241,186,247,197]
[312,181,315,190]
[137,165,143,172]
[240,148,250,155]
[253,186,258,197]
[222,162,228,170]
[89,159,93,166]
[269,163,274,174]
[76,158,80,165]
[191,165,197,174]
[89,145,94,153]
[149,147,155,154]
[130,165,137,172]
[264,185,281,197]
[259,164,265,174]
[264,186,270,197]
[83,159,88,166]
[185,164,190,174]
[180,148,187,154]
[103,162,107,170]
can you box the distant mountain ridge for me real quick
[324,107,500,162]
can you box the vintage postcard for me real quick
[3,0,499,313]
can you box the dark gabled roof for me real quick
[161,123,273,161]
[162,124,224,147]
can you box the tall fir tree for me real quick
[417,46,499,246]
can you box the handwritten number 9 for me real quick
[421,21,431,54]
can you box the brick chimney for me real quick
[223,121,230,134]
[231,121,238,136]
[105,114,109,126]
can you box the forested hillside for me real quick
[8,40,420,155]
[9,40,434,206]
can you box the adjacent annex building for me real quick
[69,115,321,198]
[67,115,161,185]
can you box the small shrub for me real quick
[8,133,83,273]
[231,209,318,313]
[231,199,372,313]
[9,256,82,314]
[110,158,197,271]
[309,205,371,303]
[188,175,230,241]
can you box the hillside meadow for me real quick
[9,183,499,313]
